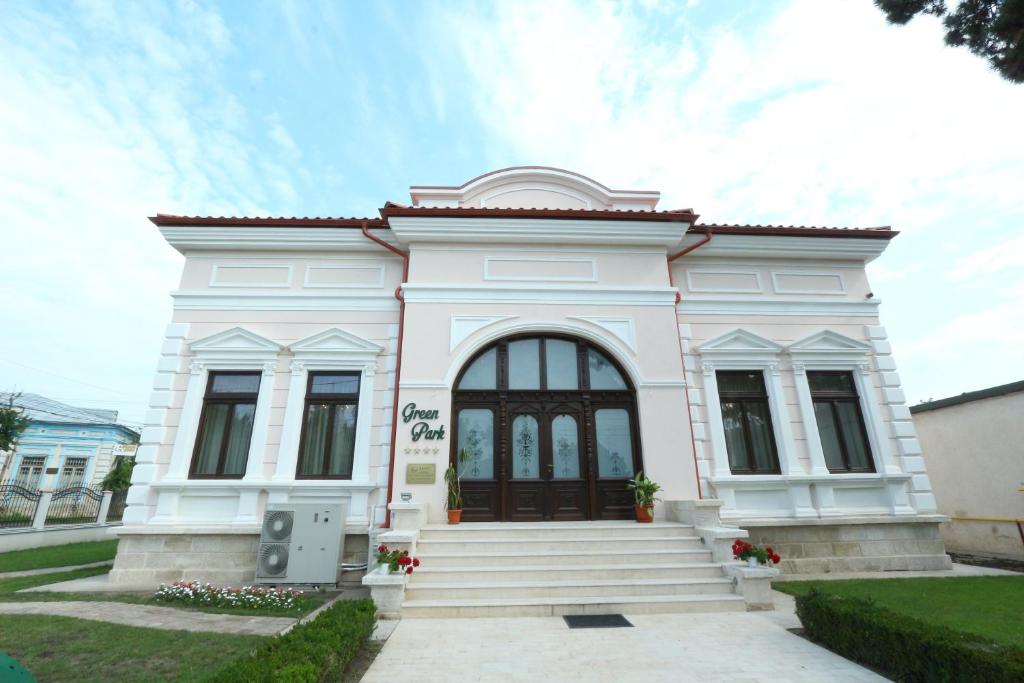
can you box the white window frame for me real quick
[697,330,801,479]
[786,330,900,476]
[164,327,282,482]
[273,328,383,486]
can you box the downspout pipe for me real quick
[667,228,713,499]
[361,221,409,528]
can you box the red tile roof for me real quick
[693,223,897,239]
[149,212,898,239]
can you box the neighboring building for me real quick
[111,166,950,589]
[912,380,1024,561]
[0,393,140,489]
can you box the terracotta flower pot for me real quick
[633,504,653,523]
[447,509,462,525]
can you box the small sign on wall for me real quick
[45,467,58,475]
[406,463,437,485]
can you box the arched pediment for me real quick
[410,166,660,211]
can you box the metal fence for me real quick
[0,484,42,529]
[44,486,104,526]
[106,489,128,522]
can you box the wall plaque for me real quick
[406,463,437,485]
[45,467,58,475]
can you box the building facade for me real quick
[110,167,950,587]
[0,393,139,489]
[912,380,1024,561]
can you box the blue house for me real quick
[0,394,139,490]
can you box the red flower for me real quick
[398,556,411,566]
[771,553,781,564]
[405,566,413,574]
[412,558,420,567]
[377,544,388,553]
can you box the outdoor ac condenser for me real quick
[256,502,346,585]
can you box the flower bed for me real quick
[732,539,781,566]
[154,581,304,611]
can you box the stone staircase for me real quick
[401,521,746,618]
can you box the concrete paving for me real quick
[0,600,294,635]
[362,607,886,683]
[364,563,1018,681]
[0,560,113,579]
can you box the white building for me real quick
[111,167,950,602]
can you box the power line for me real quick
[0,358,141,398]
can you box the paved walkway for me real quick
[362,607,885,683]
[0,601,295,636]
[0,560,113,579]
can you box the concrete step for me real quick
[405,577,736,600]
[419,522,695,540]
[407,562,728,583]
[416,535,705,553]
[400,593,747,618]
[419,548,714,568]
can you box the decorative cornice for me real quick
[403,283,678,306]
[679,298,881,317]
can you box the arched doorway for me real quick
[451,334,643,521]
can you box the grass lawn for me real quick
[0,540,119,573]
[0,614,263,682]
[775,575,1024,648]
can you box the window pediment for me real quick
[697,329,783,358]
[189,327,282,362]
[288,328,383,361]
[787,330,871,363]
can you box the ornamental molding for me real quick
[188,327,283,364]
[288,327,383,359]
[697,329,784,358]
[786,330,873,365]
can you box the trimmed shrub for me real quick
[796,590,1024,683]
[208,598,375,683]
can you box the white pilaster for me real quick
[166,362,208,480]
[274,361,309,482]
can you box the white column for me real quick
[853,364,901,475]
[792,363,831,475]
[273,361,308,482]
[700,362,732,478]
[351,365,376,484]
[242,361,277,481]
[166,362,208,480]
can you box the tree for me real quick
[101,456,135,491]
[0,394,31,481]
[875,0,1024,83]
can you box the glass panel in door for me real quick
[457,409,494,479]
[550,414,581,479]
[594,408,634,477]
[511,414,540,479]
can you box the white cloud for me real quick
[438,0,1024,399]
[0,3,304,424]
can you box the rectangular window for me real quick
[189,371,260,479]
[16,456,46,489]
[297,371,360,478]
[807,371,874,472]
[716,370,780,474]
[58,457,88,487]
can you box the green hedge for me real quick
[796,590,1024,683]
[208,598,375,683]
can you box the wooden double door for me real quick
[455,393,642,522]
[452,334,643,522]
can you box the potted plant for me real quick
[732,539,781,568]
[444,448,470,524]
[626,471,661,523]
[375,543,420,575]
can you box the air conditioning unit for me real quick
[256,503,346,585]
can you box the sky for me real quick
[0,0,1022,428]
